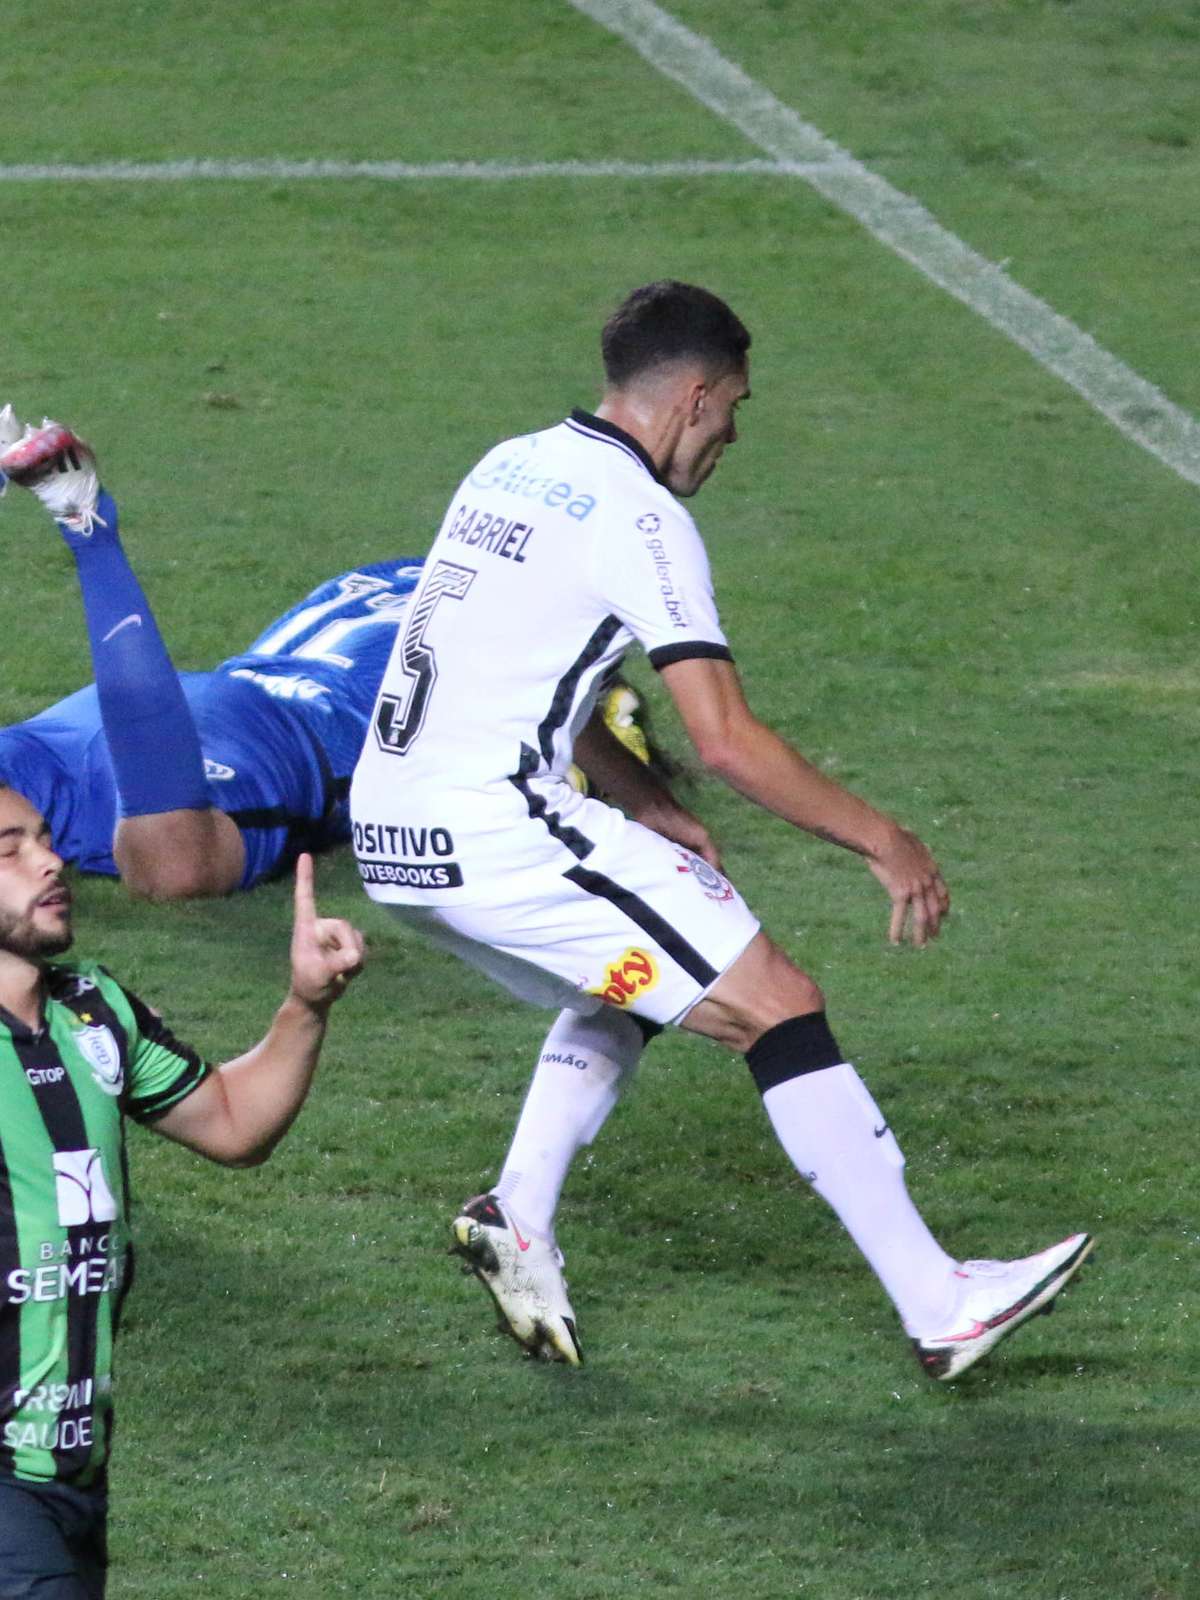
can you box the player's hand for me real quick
[866,826,950,947]
[289,852,366,1006]
[641,801,723,871]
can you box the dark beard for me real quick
[0,909,73,960]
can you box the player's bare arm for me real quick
[660,655,949,946]
[153,854,365,1164]
[572,708,721,868]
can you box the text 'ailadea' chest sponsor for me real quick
[353,820,464,889]
[466,453,596,521]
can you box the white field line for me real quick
[568,0,1200,489]
[0,157,809,182]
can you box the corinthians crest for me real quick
[674,847,734,904]
[73,1024,125,1096]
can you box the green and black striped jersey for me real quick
[0,959,209,1488]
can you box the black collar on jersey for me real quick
[568,409,665,486]
[0,965,97,1041]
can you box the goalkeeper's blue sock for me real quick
[61,489,209,817]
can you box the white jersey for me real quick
[350,409,732,904]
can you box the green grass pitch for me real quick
[2,2,1198,1595]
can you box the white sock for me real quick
[493,1006,645,1242]
[762,1062,960,1333]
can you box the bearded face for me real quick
[0,788,73,962]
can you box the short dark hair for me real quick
[601,281,751,388]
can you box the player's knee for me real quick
[753,943,825,1025]
[120,858,209,902]
[739,978,825,1051]
[117,841,223,901]
[682,932,827,1052]
[115,811,244,899]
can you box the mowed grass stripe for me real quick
[568,0,1200,489]
[0,158,805,182]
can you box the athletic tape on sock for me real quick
[746,1011,844,1094]
[630,1014,664,1048]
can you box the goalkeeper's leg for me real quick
[1,415,244,896]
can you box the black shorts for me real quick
[0,1477,107,1600]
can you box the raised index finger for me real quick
[293,851,317,926]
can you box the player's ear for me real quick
[687,380,708,424]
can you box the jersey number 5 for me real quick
[373,560,476,756]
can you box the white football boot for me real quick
[451,1193,583,1366]
[0,404,24,492]
[0,404,23,453]
[0,419,105,534]
[912,1231,1094,1381]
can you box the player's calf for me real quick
[3,414,212,872]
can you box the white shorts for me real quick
[379,808,760,1027]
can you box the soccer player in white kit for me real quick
[351,282,1092,1382]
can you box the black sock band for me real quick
[631,1015,664,1048]
[746,1012,845,1095]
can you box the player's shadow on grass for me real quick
[577,1365,1198,1591]
[990,1348,1122,1381]
[803,1412,1197,1589]
[119,1205,1196,1598]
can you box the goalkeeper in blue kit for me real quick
[0,407,424,899]
[0,409,660,901]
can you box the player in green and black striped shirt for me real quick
[0,782,364,1599]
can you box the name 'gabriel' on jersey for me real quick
[350,410,732,904]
